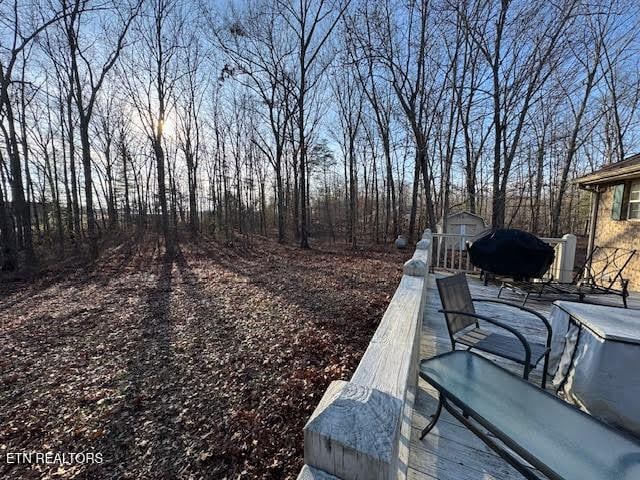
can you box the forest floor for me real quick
[0,235,410,479]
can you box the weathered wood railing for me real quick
[432,232,577,283]
[297,230,433,480]
[432,232,477,272]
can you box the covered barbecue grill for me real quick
[467,228,555,280]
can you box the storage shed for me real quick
[436,211,487,237]
[435,211,488,251]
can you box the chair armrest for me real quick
[472,297,553,347]
[438,309,532,374]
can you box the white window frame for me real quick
[628,181,640,220]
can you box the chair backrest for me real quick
[436,273,477,336]
[577,246,636,289]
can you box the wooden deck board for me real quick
[406,274,560,480]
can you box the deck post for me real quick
[302,381,403,480]
[557,234,577,283]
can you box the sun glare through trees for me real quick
[2,0,640,478]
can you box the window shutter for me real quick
[611,183,625,220]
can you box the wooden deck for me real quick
[406,273,640,480]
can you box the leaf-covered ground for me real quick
[0,237,409,479]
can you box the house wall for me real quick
[594,184,640,291]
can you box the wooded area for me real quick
[3,1,640,478]
[1,0,640,271]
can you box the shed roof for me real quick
[436,211,487,226]
[574,153,640,188]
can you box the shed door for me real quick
[459,225,467,250]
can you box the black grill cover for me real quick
[467,229,555,279]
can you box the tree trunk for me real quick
[418,147,437,232]
[292,150,300,241]
[153,135,172,253]
[383,134,398,238]
[67,94,81,241]
[122,143,132,226]
[79,120,98,258]
[276,162,285,243]
[186,150,198,235]
[59,100,74,236]
[349,135,357,248]
[532,142,545,234]
[0,150,16,270]
[1,88,33,263]
[408,155,420,241]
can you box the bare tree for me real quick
[214,1,298,243]
[461,0,579,227]
[347,10,399,239]
[277,0,351,248]
[176,33,205,236]
[0,0,70,266]
[61,0,141,257]
[122,0,184,254]
[549,5,611,235]
[331,50,363,248]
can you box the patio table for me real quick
[549,300,640,436]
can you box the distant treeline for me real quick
[1,0,639,270]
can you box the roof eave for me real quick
[574,166,640,189]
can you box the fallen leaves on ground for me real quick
[0,235,410,479]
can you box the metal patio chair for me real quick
[500,246,636,308]
[437,273,552,388]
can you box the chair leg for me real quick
[497,283,504,298]
[541,351,550,390]
[420,395,444,440]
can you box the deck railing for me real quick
[539,235,577,283]
[298,230,433,480]
[432,232,577,283]
[432,232,477,272]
